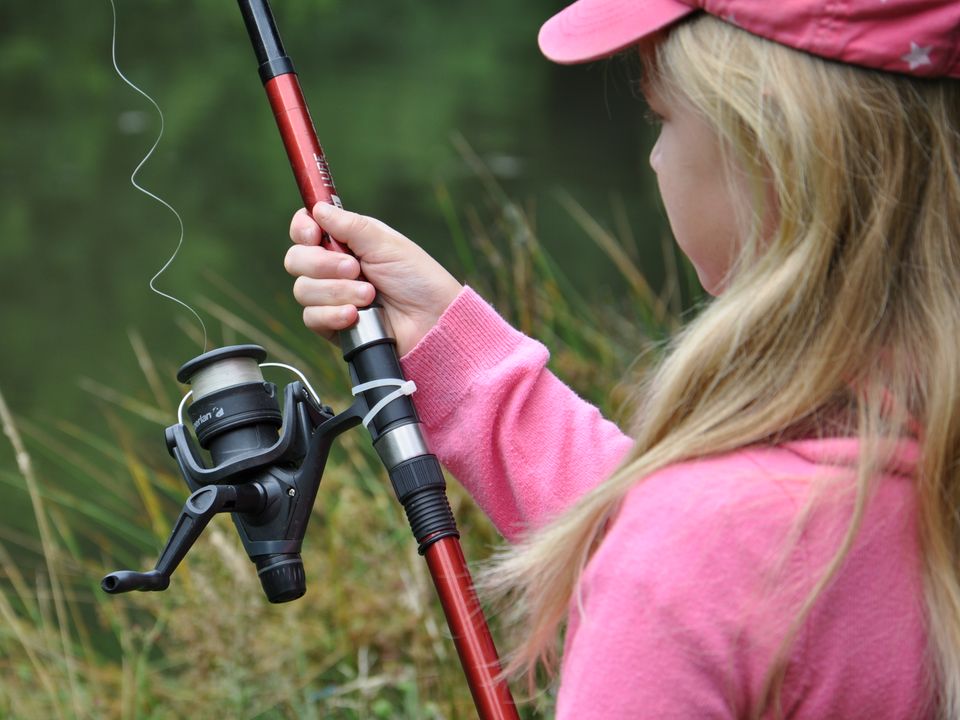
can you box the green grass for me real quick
[0,174,690,719]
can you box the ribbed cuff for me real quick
[400,286,533,426]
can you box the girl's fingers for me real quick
[285,244,361,280]
[311,202,399,258]
[292,276,375,308]
[302,304,359,338]
[290,207,321,245]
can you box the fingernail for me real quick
[338,259,354,276]
[313,202,333,219]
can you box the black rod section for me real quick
[238,0,295,81]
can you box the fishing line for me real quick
[108,0,208,351]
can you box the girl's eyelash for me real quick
[643,107,664,126]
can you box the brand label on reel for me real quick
[193,406,225,431]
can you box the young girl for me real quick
[284,1,960,717]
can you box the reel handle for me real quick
[102,483,266,595]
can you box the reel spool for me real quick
[177,345,282,465]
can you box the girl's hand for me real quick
[284,203,462,357]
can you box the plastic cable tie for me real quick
[351,379,417,429]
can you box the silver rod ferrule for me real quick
[339,305,395,357]
[373,422,430,470]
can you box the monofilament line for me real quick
[108,0,208,351]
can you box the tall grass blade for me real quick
[0,387,82,719]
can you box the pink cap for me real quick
[538,0,960,79]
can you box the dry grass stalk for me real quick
[0,387,82,718]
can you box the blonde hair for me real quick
[482,15,960,718]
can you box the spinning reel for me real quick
[101,344,366,603]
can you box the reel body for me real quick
[102,344,360,603]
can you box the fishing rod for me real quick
[101,2,518,717]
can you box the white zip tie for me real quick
[351,378,417,429]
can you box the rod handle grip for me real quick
[264,73,350,255]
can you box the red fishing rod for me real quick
[238,2,518,717]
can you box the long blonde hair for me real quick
[482,15,960,718]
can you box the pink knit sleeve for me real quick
[399,286,634,541]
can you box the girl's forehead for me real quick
[638,78,668,108]
[634,40,666,91]
[634,45,679,106]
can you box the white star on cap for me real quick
[902,42,933,70]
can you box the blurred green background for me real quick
[0,0,681,717]
[1,0,665,427]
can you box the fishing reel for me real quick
[101,344,362,603]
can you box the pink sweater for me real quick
[400,287,932,719]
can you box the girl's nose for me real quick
[649,138,662,173]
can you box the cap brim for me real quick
[538,0,698,65]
